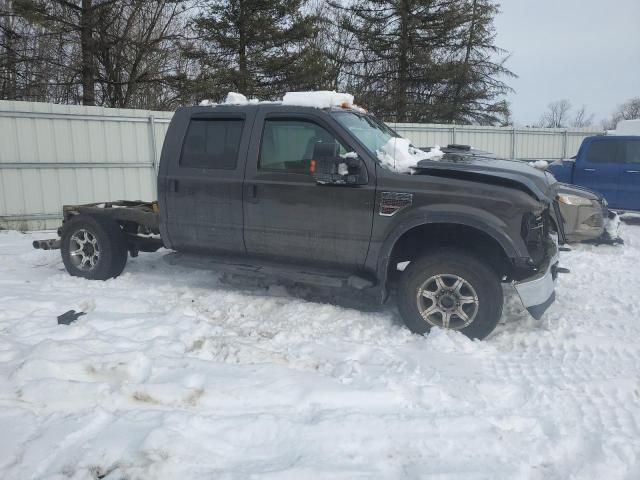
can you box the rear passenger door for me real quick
[164,110,253,253]
[574,139,621,207]
[619,139,640,210]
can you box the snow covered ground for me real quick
[1,227,640,480]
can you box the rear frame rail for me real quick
[33,200,162,254]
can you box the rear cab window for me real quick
[180,118,244,169]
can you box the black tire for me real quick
[397,248,503,340]
[61,214,128,280]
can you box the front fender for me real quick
[370,204,529,284]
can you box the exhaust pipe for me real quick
[32,239,61,250]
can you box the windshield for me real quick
[332,111,398,155]
[332,111,443,173]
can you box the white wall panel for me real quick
[0,100,171,229]
[391,123,600,160]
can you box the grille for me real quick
[521,209,552,265]
[379,192,413,216]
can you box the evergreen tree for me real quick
[333,0,514,124]
[189,0,319,101]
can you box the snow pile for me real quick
[529,160,549,170]
[2,227,640,478]
[605,210,621,238]
[200,91,366,111]
[377,138,444,173]
[282,91,355,109]
[199,92,260,106]
[224,91,250,105]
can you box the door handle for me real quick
[582,168,596,172]
[246,184,258,203]
[168,179,178,192]
[625,170,640,173]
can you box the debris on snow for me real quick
[377,138,444,173]
[57,310,85,325]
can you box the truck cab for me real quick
[548,135,640,210]
[157,104,376,269]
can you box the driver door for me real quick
[243,109,376,269]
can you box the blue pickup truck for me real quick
[547,136,640,210]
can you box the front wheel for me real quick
[60,214,128,280]
[397,249,503,339]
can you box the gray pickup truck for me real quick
[34,102,562,339]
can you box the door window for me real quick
[585,141,618,164]
[259,119,348,173]
[623,140,640,164]
[180,118,243,169]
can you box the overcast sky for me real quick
[494,0,640,126]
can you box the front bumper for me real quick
[513,241,560,319]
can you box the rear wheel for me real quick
[397,249,503,339]
[61,214,128,280]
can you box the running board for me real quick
[163,252,376,290]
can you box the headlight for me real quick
[557,193,593,206]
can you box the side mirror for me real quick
[310,142,368,185]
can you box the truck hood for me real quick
[413,154,557,202]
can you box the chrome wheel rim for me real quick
[416,274,479,330]
[69,229,100,271]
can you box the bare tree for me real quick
[0,0,17,99]
[13,0,112,105]
[7,0,194,107]
[603,96,640,129]
[572,105,594,128]
[538,99,572,128]
[95,0,193,109]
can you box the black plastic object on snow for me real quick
[57,310,86,325]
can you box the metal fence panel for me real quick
[0,100,171,230]
[1,101,602,231]
[390,123,600,160]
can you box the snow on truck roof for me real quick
[199,91,366,112]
